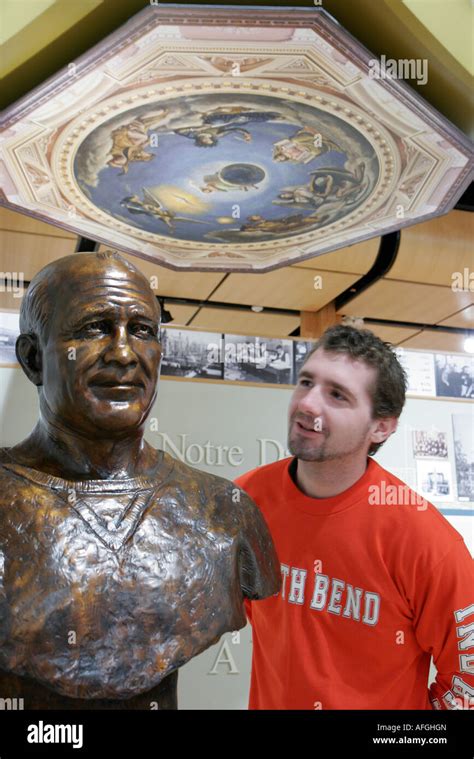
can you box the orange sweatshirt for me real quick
[235,456,474,710]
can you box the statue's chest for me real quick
[3,489,239,631]
[0,471,246,698]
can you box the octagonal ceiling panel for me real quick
[0,4,472,272]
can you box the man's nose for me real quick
[298,385,324,417]
[103,325,137,365]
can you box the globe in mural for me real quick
[216,163,266,188]
[74,93,379,245]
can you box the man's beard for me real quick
[288,417,371,462]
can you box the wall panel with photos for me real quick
[158,325,474,398]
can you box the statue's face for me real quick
[39,262,161,437]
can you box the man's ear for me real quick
[370,417,398,448]
[15,334,43,386]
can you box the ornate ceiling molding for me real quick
[0,5,472,272]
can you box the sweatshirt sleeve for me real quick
[412,538,474,710]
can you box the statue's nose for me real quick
[103,326,137,365]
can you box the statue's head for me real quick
[16,250,162,439]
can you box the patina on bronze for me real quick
[0,250,280,710]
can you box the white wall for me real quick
[0,367,472,708]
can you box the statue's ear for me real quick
[16,334,43,386]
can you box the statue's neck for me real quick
[6,422,158,481]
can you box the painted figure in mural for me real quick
[120,189,211,232]
[240,210,330,235]
[310,163,368,203]
[272,126,344,163]
[106,111,168,173]
[274,162,368,209]
[174,106,286,147]
[275,186,324,208]
[200,106,284,126]
[174,123,252,147]
[0,250,280,710]
[120,193,177,230]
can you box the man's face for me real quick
[39,263,161,438]
[288,348,379,462]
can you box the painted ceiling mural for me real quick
[0,6,472,271]
[74,94,379,243]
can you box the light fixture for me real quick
[342,315,365,329]
[463,335,474,354]
[251,306,264,313]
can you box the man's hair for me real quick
[19,250,149,346]
[302,324,408,456]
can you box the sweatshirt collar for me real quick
[283,456,378,516]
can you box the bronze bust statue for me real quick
[0,250,280,709]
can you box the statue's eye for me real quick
[83,320,110,334]
[130,323,155,337]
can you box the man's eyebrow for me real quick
[297,370,356,399]
[328,381,356,399]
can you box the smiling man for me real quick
[0,250,280,710]
[235,325,474,710]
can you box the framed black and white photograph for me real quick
[435,354,474,398]
[452,414,474,504]
[416,459,453,502]
[160,328,223,380]
[0,311,19,367]
[223,334,292,385]
[395,349,437,397]
[293,340,316,385]
[412,430,448,459]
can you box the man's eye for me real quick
[299,379,311,387]
[331,390,346,401]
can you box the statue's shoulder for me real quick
[160,451,251,516]
[0,449,17,524]
[164,455,282,599]
[0,447,14,470]
[161,450,234,495]
[0,448,36,488]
